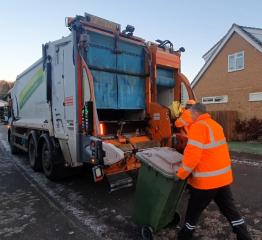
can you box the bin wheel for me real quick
[141,226,153,240]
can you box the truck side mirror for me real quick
[46,58,52,103]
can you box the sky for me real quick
[0,0,261,82]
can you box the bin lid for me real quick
[136,147,183,179]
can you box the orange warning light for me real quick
[99,123,104,135]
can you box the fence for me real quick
[209,111,238,141]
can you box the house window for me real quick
[249,92,262,102]
[228,51,244,72]
[202,95,228,104]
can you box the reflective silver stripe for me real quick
[188,139,204,148]
[186,222,196,228]
[232,219,244,224]
[233,221,244,226]
[178,117,189,126]
[182,164,193,173]
[201,139,226,149]
[199,120,215,143]
[188,139,226,149]
[185,223,196,230]
[185,225,194,230]
[232,219,245,226]
[192,166,231,178]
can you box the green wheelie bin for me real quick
[133,147,186,240]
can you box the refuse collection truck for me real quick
[8,13,194,191]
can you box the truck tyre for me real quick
[9,131,18,154]
[28,136,42,171]
[40,136,64,181]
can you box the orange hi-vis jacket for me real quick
[176,113,233,190]
[175,109,193,134]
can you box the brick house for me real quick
[191,24,262,120]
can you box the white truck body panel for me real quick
[11,35,84,167]
[11,59,52,131]
[46,35,80,166]
[13,118,50,131]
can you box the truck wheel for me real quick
[41,140,63,181]
[28,137,41,171]
[9,132,18,154]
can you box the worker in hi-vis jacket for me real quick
[176,103,252,240]
[175,99,196,135]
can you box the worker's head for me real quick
[189,103,207,120]
[185,99,196,110]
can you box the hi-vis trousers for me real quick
[177,185,252,240]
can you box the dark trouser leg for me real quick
[177,186,217,240]
[214,186,252,240]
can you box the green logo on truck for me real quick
[19,68,44,109]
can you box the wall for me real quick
[193,32,262,120]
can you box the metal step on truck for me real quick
[8,13,194,191]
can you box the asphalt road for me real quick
[0,124,261,240]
